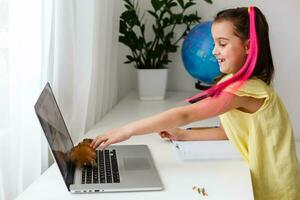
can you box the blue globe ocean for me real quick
[182,21,221,85]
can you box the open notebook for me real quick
[173,140,242,160]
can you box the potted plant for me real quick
[119,0,212,100]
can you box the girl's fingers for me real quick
[90,139,95,147]
[92,137,107,149]
[160,131,173,140]
[99,140,111,150]
[159,132,168,138]
[90,135,101,147]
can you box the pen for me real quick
[186,126,219,130]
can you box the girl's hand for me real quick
[90,128,131,150]
[159,128,187,141]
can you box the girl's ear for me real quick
[245,39,250,54]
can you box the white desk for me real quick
[17,91,254,200]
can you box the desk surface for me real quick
[17,91,254,200]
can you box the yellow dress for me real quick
[219,74,300,200]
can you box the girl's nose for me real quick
[212,46,219,56]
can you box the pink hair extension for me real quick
[186,6,258,104]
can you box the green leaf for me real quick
[173,13,183,23]
[157,28,165,39]
[191,14,201,22]
[126,55,134,61]
[161,54,170,65]
[124,4,132,10]
[119,20,127,34]
[165,32,174,40]
[184,1,196,9]
[123,0,134,7]
[156,44,164,52]
[125,55,142,65]
[147,50,156,59]
[119,38,135,52]
[183,14,200,23]
[146,41,152,48]
[140,24,145,35]
[119,36,130,46]
[152,25,158,35]
[166,2,177,9]
[136,37,144,50]
[120,10,140,27]
[177,0,184,8]
[124,60,132,64]
[148,10,158,19]
[162,18,170,27]
[127,31,139,43]
[159,9,167,19]
[151,0,164,11]
[203,0,213,4]
[169,45,177,52]
[165,41,177,52]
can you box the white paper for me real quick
[173,140,242,160]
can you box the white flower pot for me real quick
[136,68,168,100]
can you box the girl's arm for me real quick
[123,92,240,136]
[160,126,228,141]
[91,92,242,149]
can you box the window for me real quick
[0,0,9,133]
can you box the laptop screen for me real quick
[34,83,75,190]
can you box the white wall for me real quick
[115,0,136,100]
[116,0,300,139]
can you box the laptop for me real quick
[34,83,163,193]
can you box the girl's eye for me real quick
[219,43,227,47]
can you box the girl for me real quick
[91,6,300,200]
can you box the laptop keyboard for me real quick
[81,149,120,184]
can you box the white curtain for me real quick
[45,0,119,143]
[0,0,119,199]
[0,0,45,199]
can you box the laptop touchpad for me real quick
[123,158,151,171]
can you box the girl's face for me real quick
[212,20,249,74]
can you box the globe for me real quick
[181,21,221,86]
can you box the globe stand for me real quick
[195,80,212,90]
